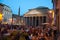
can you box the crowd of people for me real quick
[0,24,58,40]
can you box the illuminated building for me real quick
[0,3,12,24]
[24,7,51,27]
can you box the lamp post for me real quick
[48,10,54,26]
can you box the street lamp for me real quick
[48,10,55,26]
[49,10,54,18]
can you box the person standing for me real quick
[52,25,58,40]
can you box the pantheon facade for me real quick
[24,7,50,27]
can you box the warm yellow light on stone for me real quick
[48,10,55,26]
[51,10,55,25]
[0,13,3,21]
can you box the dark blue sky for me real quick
[0,0,53,16]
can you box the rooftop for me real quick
[0,3,10,8]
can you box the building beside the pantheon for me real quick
[12,14,24,25]
[52,0,60,31]
[12,7,24,25]
[12,14,20,25]
[0,3,12,24]
[24,7,51,27]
